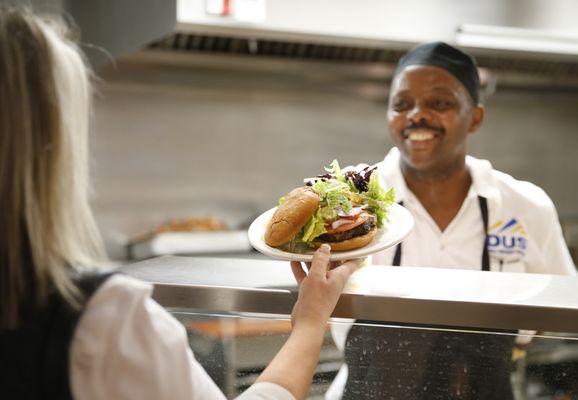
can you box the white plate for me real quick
[248,203,414,262]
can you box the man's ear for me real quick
[468,105,484,133]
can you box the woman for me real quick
[0,8,360,400]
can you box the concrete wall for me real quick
[90,59,578,260]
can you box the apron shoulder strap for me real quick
[392,201,404,266]
[478,195,490,271]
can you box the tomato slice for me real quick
[326,212,369,234]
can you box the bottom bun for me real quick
[313,229,376,252]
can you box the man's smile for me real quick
[407,129,436,141]
[402,127,443,149]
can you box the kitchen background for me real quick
[92,54,578,260]
[80,0,578,259]
[19,1,578,398]
[29,0,578,261]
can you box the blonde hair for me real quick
[0,8,106,329]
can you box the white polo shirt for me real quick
[325,148,575,400]
[372,147,575,274]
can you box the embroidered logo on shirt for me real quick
[487,218,527,261]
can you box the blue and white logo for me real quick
[487,218,527,260]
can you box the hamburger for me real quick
[264,160,394,252]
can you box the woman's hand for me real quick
[255,245,360,399]
[290,244,361,331]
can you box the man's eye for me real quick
[433,100,453,110]
[392,100,410,111]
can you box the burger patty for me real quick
[317,215,376,242]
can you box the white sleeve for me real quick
[536,202,576,276]
[235,382,294,400]
[70,274,227,400]
[70,274,296,400]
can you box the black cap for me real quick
[394,42,480,104]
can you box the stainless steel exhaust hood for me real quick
[174,0,578,54]
[154,0,578,86]
[30,0,578,85]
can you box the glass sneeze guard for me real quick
[121,256,578,399]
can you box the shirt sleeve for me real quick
[70,274,295,400]
[536,201,576,275]
[236,382,294,400]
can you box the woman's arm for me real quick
[252,324,325,400]
[254,245,360,400]
[71,245,358,400]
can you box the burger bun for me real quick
[264,187,320,247]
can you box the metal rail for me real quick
[122,255,578,333]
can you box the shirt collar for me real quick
[378,147,408,202]
[379,147,502,207]
[466,155,501,205]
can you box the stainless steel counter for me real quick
[122,256,578,333]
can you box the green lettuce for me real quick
[312,180,354,215]
[326,159,346,182]
[285,160,396,246]
[297,178,357,244]
[301,209,327,243]
[360,172,395,227]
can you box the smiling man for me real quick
[327,42,575,400]
[374,41,574,273]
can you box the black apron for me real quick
[342,197,515,400]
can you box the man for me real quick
[373,42,574,273]
[327,42,575,400]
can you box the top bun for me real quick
[264,187,320,247]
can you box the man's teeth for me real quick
[408,131,435,141]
